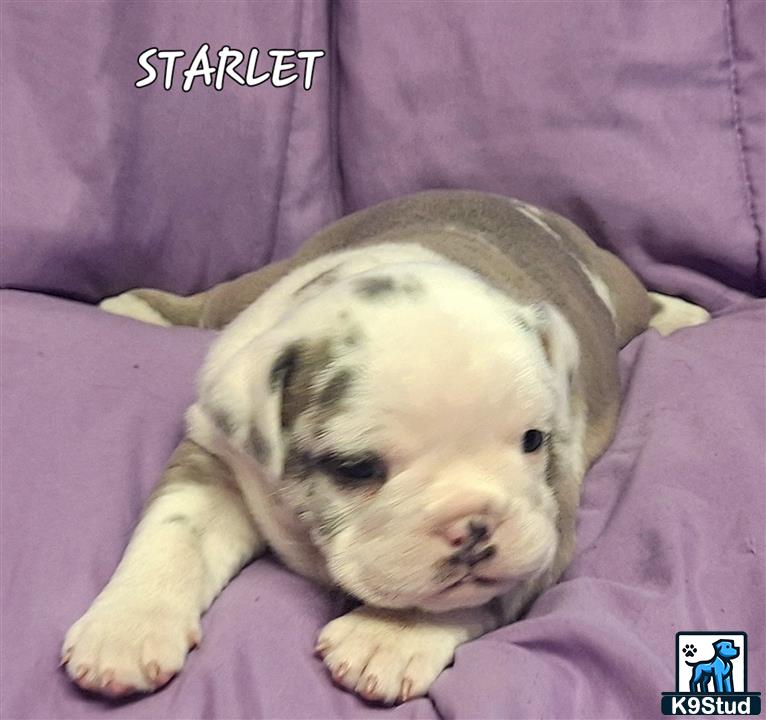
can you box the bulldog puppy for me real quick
[63,190,709,703]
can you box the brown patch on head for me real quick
[354,274,424,301]
[317,369,354,417]
[294,265,341,296]
[354,275,396,299]
[272,338,353,433]
[279,339,333,430]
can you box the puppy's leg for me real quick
[648,292,710,336]
[99,289,204,327]
[99,258,292,329]
[61,439,262,697]
[316,605,497,705]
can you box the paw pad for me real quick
[683,644,696,657]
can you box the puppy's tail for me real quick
[99,288,200,327]
[648,292,710,336]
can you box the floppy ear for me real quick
[521,302,580,423]
[535,303,579,388]
[192,329,299,481]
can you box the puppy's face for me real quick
[208,264,578,612]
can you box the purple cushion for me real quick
[2,290,763,718]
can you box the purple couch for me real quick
[2,2,764,718]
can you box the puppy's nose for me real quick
[441,516,494,548]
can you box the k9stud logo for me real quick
[661,632,761,715]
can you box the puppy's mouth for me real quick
[437,573,506,594]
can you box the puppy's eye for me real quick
[522,429,544,453]
[317,453,388,486]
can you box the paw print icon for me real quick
[682,643,696,658]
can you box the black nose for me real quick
[445,519,496,566]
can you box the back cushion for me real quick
[335,0,765,304]
[1,0,338,301]
[3,1,763,306]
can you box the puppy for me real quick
[62,190,709,703]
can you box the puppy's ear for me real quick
[534,303,579,387]
[522,302,580,413]
[194,329,300,480]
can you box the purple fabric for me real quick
[2,1,764,306]
[336,0,765,305]
[1,1,339,302]
[1,1,765,718]
[731,0,766,287]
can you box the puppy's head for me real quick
[203,263,579,612]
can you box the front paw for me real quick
[316,607,460,705]
[61,591,200,697]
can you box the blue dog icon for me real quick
[686,639,739,693]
